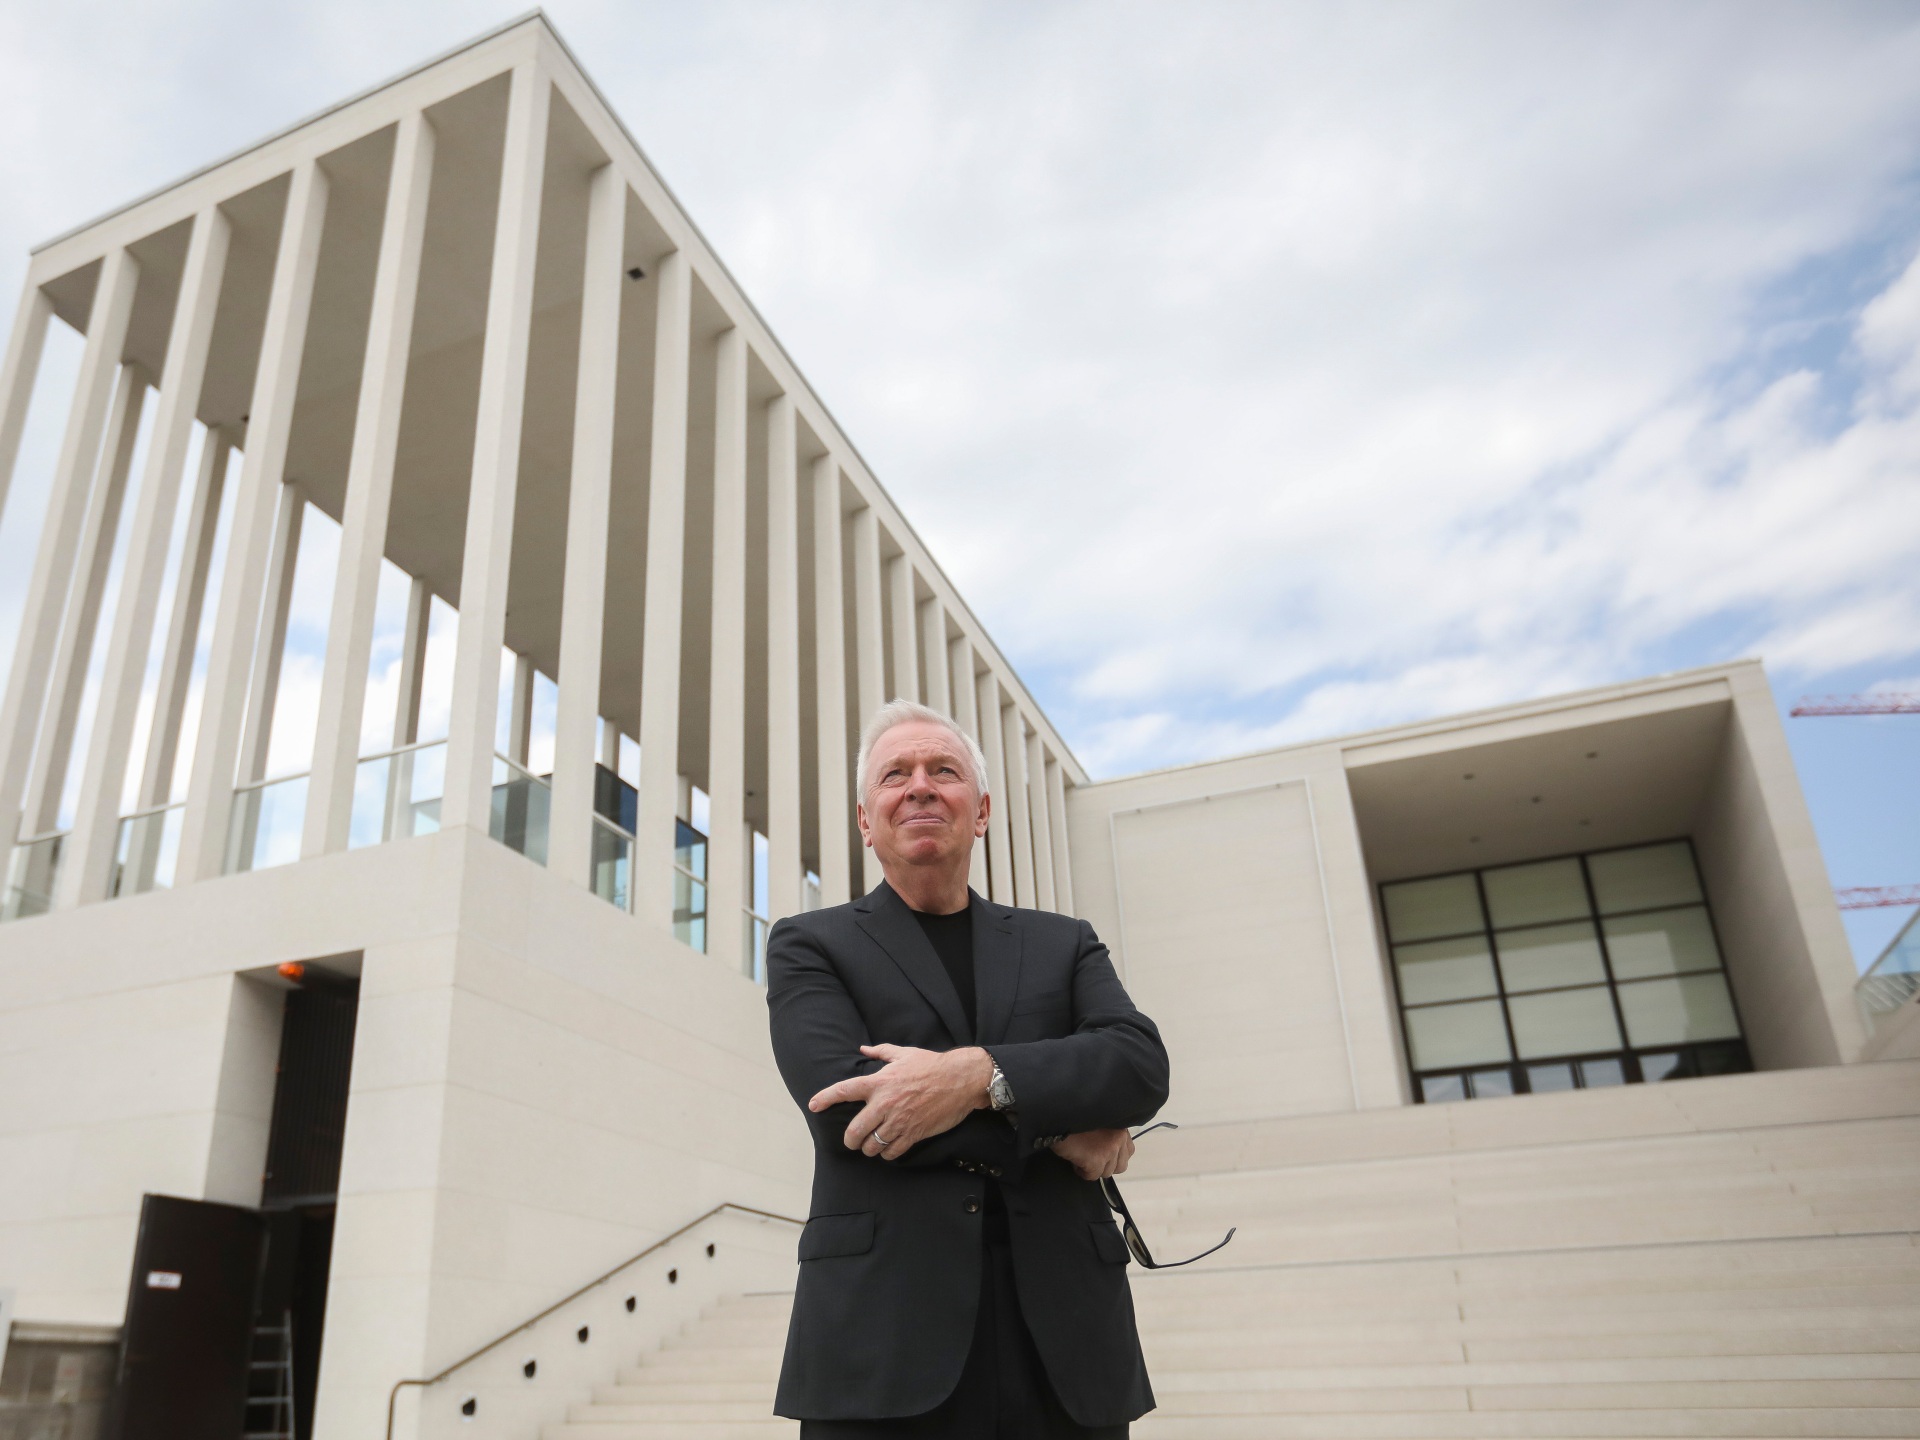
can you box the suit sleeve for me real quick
[765,916,1023,1174]
[984,919,1169,1151]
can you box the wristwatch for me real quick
[987,1062,1016,1112]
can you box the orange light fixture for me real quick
[277,961,306,983]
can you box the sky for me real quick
[0,0,1915,964]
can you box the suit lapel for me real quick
[853,883,973,1045]
[973,892,1021,1048]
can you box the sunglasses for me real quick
[1098,1122,1236,1270]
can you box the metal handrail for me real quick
[357,735,448,767]
[233,769,309,796]
[493,750,550,784]
[116,799,183,825]
[382,1200,802,1440]
[591,809,636,843]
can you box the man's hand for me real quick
[808,1044,994,1159]
[1049,1127,1135,1182]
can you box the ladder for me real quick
[243,1309,295,1440]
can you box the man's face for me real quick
[857,721,990,874]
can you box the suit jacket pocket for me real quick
[1089,1218,1131,1265]
[799,1211,876,1261]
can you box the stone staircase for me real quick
[547,1060,1920,1438]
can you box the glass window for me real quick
[1389,840,1746,1103]
[1603,907,1721,979]
[1588,841,1702,914]
[1527,1062,1576,1092]
[1616,972,1741,1047]
[1483,857,1590,929]
[1420,1073,1468,1103]
[674,819,708,881]
[1579,1057,1626,1087]
[1494,920,1608,992]
[1695,1042,1748,1076]
[1639,1051,1684,1082]
[1382,873,1483,942]
[1405,1000,1512,1069]
[1507,985,1622,1059]
[1394,935,1498,1005]
[1467,1068,1515,1098]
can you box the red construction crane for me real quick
[1790,694,1920,716]
[1789,692,1917,912]
[1835,885,1920,910]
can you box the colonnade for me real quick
[0,24,1079,964]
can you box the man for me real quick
[766,699,1169,1437]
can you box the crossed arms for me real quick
[765,917,1169,1182]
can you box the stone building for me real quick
[0,15,1912,1439]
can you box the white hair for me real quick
[855,699,990,802]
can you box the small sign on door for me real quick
[51,1353,84,1403]
[144,1271,182,1289]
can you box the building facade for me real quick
[0,16,1911,1440]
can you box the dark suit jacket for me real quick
[765,882,1169,1426]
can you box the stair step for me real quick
[546,1425,797,1439]
[1128,1411,1920,1438]
[571,1402,791,1423]
[596,1383,779,1404]
[542,1071,1920,1439]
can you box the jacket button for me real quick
[963,1196,980,1214]
[988,1167,1003,1178]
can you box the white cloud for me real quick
[1,1,1917,786]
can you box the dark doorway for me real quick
[256,969,359,1439]
[109,1194,266,1440]
[105,969,359,1440]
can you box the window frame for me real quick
[1380,838,1750,1103]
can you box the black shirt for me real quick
[908,902,1009,1239]
[912,904,977,1038]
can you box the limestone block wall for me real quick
[1691,665,1867,1069]
[1068,745,1406,1125]
[0,825,810,1440]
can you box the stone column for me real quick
[140,429,231,808]
[810,455,851,907]
[25,363,148,838]
[546,160,626,888]
[304,111,436,858]
[887,553,917,703]
[0,282,53,525]
[1002,701,1036,905]
[382,576,433,844]
[237,483,307,787]
[851,506,884,893]
[178,160,329,882]
[390,577,431,751]
[705,326,749,968]
[439,62,551,836]
[950,634,987,895]
[1026,729,1055,910]
[978,670,1013,903]
[0,246,140,857]
[1046,754,1074,916]
[919,594,948,714]
[506,653,535,767]
[765,392,803,922]
[62,204,235,905]
[632,248,691,931]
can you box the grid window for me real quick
[1382,839,1750,1102]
